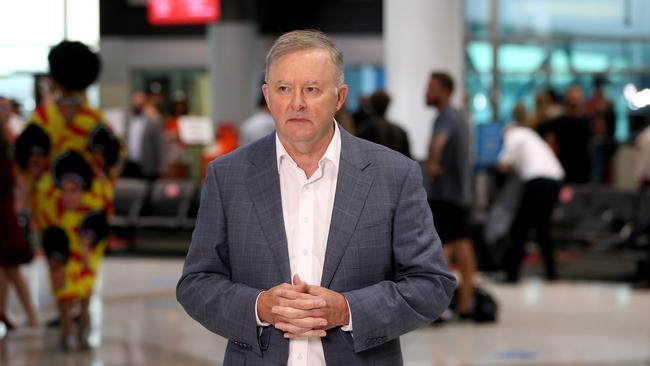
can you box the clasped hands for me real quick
[257,274,350,338]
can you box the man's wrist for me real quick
[255,291,270,327]
[340,294,353,331]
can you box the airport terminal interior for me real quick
[2,0,650,365]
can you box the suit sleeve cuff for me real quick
[340,296,353,332]
[255,292,270,327]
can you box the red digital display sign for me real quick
[148,0,221,25]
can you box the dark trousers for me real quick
[504,178,561,281]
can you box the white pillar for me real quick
[384,0,464,160]
[207,21,257,125]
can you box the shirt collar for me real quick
[276,120,341,173]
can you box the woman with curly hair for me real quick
[15,40,122,351]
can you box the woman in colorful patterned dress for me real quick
[15,40,121,351]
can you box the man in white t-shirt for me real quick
[498,103,565,282]
[239,95,276,146]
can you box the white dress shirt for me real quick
[499,126,565,181]
[255,123,350,366]
[126,115,146,162]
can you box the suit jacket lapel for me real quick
[246,135,292,283]
[321,130,373,288]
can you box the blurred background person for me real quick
[590,111,617,184]
[122,89,164,180]
[425,71,476,318]
[529,90,552,130]
[585,75,617,184]
[15,40,122,351]
[334,99,356,135]
[585,74,616,138]
[535,89,564,154]
[122,91,147,178]
[2,98,27,143]
[0,96,39,333]
[163,91,191,178]
[238,93,275,146]
[352,94,371,132]
[498,102,565,282]
[357,89,411,158]
[545,84,592,183]
[635,115,650,191]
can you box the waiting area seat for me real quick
[137,179,197,230]
[110,178,199,253]
[551,184,637,246]
[111,178,149,230]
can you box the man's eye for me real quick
[305,87,319,94]
[278,86,290,93]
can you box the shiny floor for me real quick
[2,257,650,366]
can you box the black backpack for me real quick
[448,285,498,323]
[471,287,498,323]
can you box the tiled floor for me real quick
[2,257,650,366]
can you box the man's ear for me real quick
[336,84,349,111]
[262,83,270,107]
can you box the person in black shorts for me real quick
[425,72,476,318]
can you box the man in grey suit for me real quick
[177,30,456,366]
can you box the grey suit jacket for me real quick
[177,127,456,365]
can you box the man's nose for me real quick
[290,89,306,110]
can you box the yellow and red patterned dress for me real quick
[20,101,122,301]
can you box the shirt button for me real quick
[303,250,309,256]
[297,354,303,360]
[304,185,310,190]
[303,217,309,223]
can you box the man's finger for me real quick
[272,306,327,320]
[306,284,329,296]
[291,297,326,310]
[292,274,308,292]
[275,322,327,337]
[283,329,327,338]
[292,274,303,285]
[275,288,318,300]
[276,282,307,293]
[275,321,308,334]
[272,305,306,319]
[276,294,326,310]
[284,316,327,329]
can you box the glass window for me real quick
[465,0,650,142]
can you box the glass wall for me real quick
[0,0,100,116]
[344,64,385,113]
[465,0,650,142]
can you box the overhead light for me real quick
[623,83,637,101]
[473,93,487,111]
[631,88,650,109]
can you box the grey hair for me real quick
[265,29,344,86]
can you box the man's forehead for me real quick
[273,79,322,85]
[270,48,332,69]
